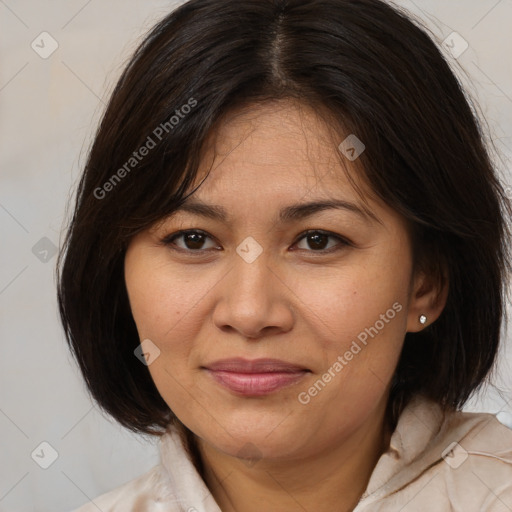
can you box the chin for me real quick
[194,412,311,461]
[211,432,298,462]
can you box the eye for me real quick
[293,230,351,253]
[161,230,220,252]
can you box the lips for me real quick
[203,358,310,396]
[205,357,309,373]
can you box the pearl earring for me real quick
[419,314,427,325]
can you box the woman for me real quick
[58,0,512,510]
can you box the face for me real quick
[124,99,422,462]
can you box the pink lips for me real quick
[203,358,310,396]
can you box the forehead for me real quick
[190,99,373,205]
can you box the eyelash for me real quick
[160,229,352,256]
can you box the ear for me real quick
[406,268,449,333]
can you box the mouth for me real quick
[202,358,311,396]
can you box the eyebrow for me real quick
[173,198,381,225]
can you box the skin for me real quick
[124,99,448,512]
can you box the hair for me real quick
[57,0,512,439]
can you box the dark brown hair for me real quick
[57,0,512,436]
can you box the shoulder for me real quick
[432,408,512,510]
[441,407,512,467]
[364,397,512,511]
[71,464,181,512]
[71,426,217,512]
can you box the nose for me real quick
[212,253,295,340]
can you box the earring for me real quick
[419,314,427,325]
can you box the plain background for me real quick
[1,0,511,510]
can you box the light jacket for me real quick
[72,394,512,511]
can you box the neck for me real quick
[195,401,393,512]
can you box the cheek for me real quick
[124,249,229,397]
[124,255,209,418]
[287,255,410,410]
[286,259,409,350]
[125,254,216,343]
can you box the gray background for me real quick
[1,1,511,510]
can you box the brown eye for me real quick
[161,230,219,252]
[181,232,208,250]
[304,232,329,250]
[294,230,350,252]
